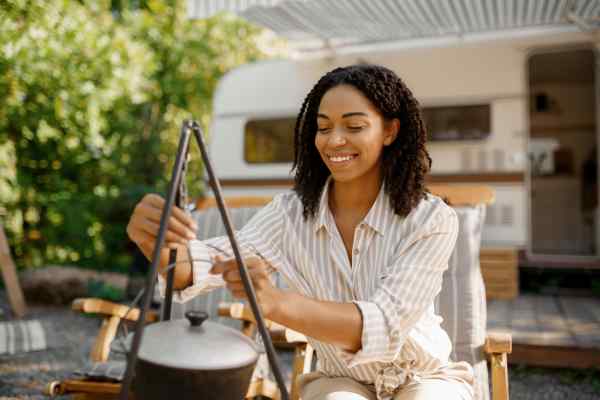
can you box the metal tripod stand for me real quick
[119,119,289,400]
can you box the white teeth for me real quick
[329,155,356,162]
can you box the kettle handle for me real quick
[185,310,209,327]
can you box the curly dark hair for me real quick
[292,64,432,220]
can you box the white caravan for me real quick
[207,27,599,263]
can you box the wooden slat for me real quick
[533,295,574,347]
[72,298,157,322]
[245,378,280,400]
[0,224,27,317]
[195,185,496,212]
[428,185,495,206]
[291,342,313,400]
[489,295,600,368]
[90,316,121,363]
[60,380,121,395]
[509,295,540,345]
[485,286,519,300]
[196,196,273,210]
[480,247,519,300]
[489,353,509,400]
[559,296,600,348]
[577,297,600,325]
[481,248,519,261]
[481,266,518,280]
[484,332,512,354]
[509,343,600,368]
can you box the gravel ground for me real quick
[0,300,599,399]
[0,303,100,399]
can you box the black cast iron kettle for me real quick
[132,310,259,400]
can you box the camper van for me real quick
[207,27,599,264]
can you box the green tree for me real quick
[0,0,269,272]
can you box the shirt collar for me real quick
[314,176,333,233]
[314,176,389,236]
[361,182,388,236]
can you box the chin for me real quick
[330,171,362,183]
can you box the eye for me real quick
[317,127,331,134]
[348,126,364,132]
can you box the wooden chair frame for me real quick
[46,299,305,400]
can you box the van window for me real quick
[244,105,490,163]
[422,104,491,141]
[244,117,296,163]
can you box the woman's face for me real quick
[315,84,398,184]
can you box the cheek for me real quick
[362,135,386,159]
[314,134,326,153]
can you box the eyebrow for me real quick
[317,112,368,119]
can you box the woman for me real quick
[126,64,473,400]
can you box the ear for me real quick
[383,118,400,146]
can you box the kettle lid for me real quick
[137,311,259,370]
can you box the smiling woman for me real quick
[293,65,431,222]
[315,85,398,199]
[127,64,473,400]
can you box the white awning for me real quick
[188,0,599,48]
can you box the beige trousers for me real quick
[298,372,473,400]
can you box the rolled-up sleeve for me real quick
[156,239,226,303]
[158,195,288,303]
[340,208,459,367]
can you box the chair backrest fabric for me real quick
[435,205,489,400]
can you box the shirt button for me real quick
[353,248,360,255]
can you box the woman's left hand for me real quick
[209,255,281,319]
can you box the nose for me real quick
[329,129,346,146]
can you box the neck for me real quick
[329,174,382,218]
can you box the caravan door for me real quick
[527,47,599,259]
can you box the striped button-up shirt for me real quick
[175,179,461,398]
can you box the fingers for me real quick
[130,217,187,246]
[128,193,198,246]
[145,194,197,232]
[142,205,196,242]
[210,255,257,274]
[210,256,271,283]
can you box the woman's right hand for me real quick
[126,194,198,268]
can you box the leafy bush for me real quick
[0,0,269,272]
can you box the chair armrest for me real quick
[484,332,511,400]
[72,298,158,322]
[72,298,158,363]
[218,301,279,329]
[218,302,258,323]
[285,328,308,344]
[218,302,305,346]
[484,332,512,354]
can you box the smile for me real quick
[327,154,358,163]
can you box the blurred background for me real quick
[0,0,285,278]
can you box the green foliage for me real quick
[87,279,125,302]
[0,0,269,272]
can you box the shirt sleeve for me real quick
[156,240,227,303]
[339,207,459,367]
[158,195,288,303]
